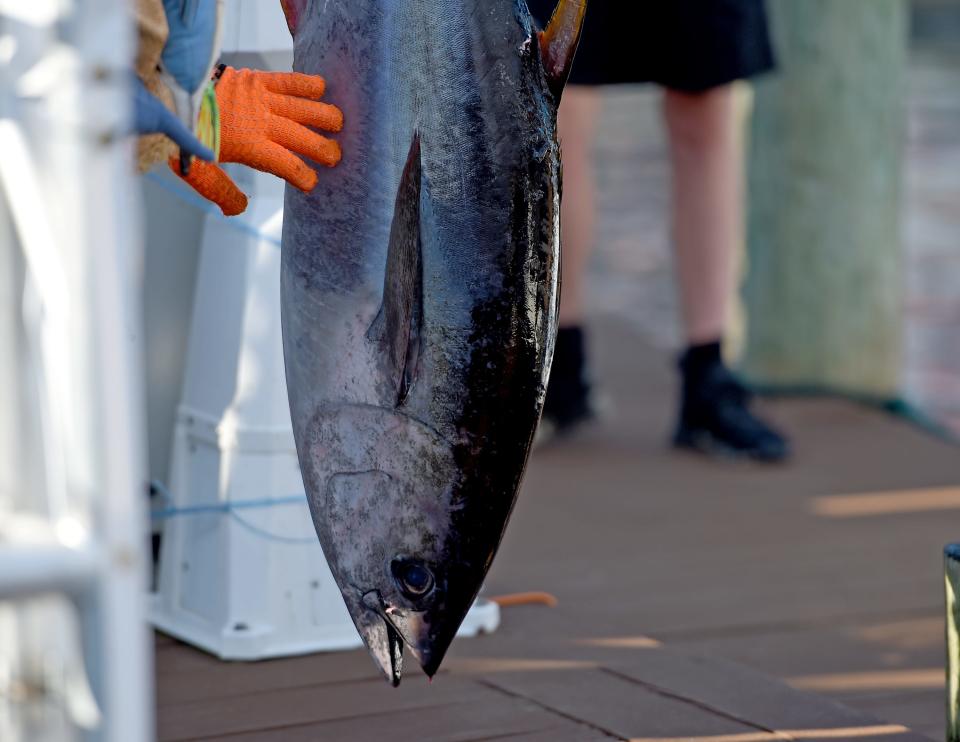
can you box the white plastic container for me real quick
[149,172,363,659]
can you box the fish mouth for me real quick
[359,590,447,684]
[360,590,405,686]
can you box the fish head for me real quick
[304,404,480,684]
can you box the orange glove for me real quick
[170,66,343,216]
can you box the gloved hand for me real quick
[170,66,343,216]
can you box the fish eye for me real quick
[391,559,435,599]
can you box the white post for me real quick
[79,3,153,739]
[0,1,152,740]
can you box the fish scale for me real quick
[279,0,585,685]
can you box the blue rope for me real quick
[149,480,317,545]
[229,511,318,545]
[150,494,307,520]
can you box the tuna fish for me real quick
[278,0,585,685]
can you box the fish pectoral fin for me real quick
[538,0,588,101]
[367,133,424,407]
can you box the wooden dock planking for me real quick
[600,653,889,730]
[193,696,607,742]
[156,644,380,708]
[475,666,762,740]
[158,665,494,740]
[157,634,930,742]
[155,319,955,739]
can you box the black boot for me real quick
[673,341,789,462]
[542,327,595,434]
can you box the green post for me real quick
[947,544,960,741]
[741,0,908,395]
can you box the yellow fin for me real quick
[538,0,588,101]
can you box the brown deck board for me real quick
[196,697,607,742]
[603,653,880,729]
[477,666,763,740]
[155,640,380,707]
[158,674,498,741]
[853,692,946,742]
[155,640,233,677]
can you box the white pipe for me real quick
[0,543,99,599]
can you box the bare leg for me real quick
[540,86,602,434]
[663,85,742,345]
[664,84,788,461]
[556,85,602,327]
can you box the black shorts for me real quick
[527,0,776,91]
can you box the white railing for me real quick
[0,2,151,741]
